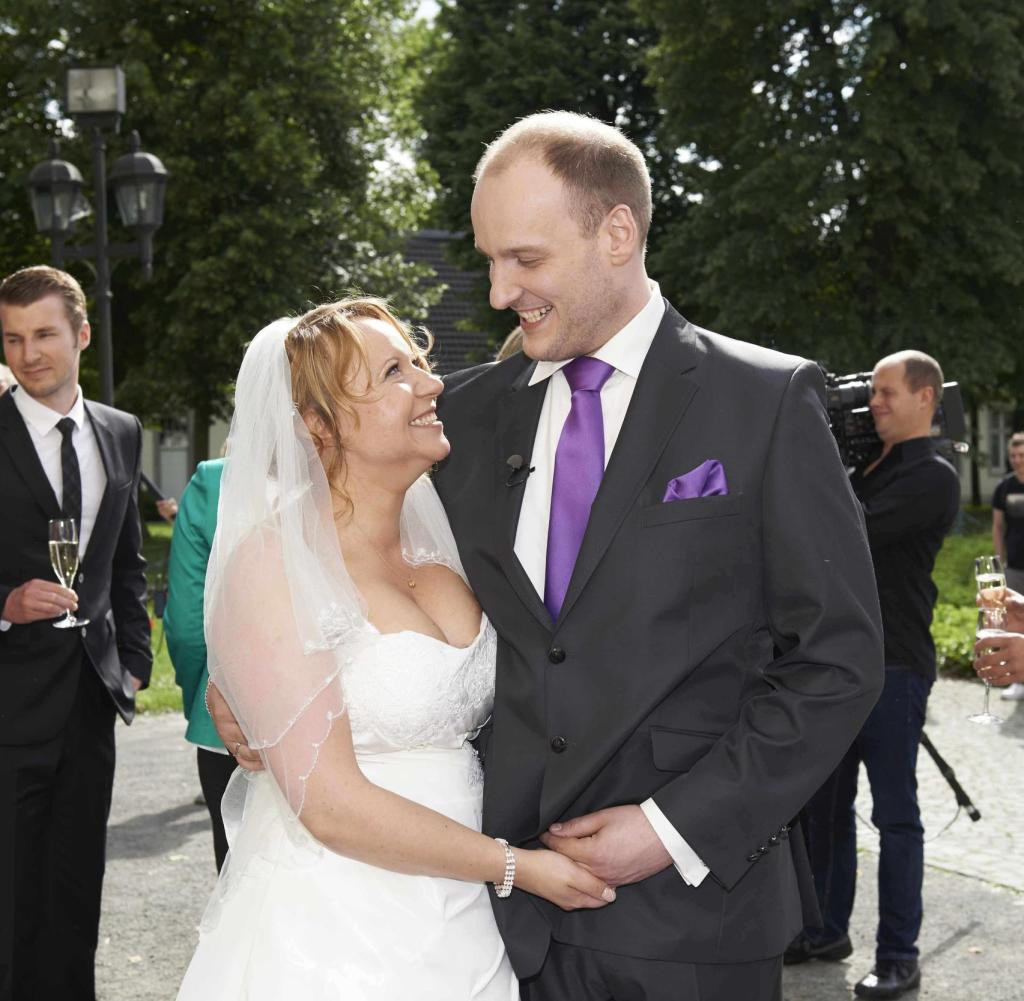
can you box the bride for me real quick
[176,299,614,1000]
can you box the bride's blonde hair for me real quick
[284,297,433,512]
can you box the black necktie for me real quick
[57,417,82,528]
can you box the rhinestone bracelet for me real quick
[494,838,516,898]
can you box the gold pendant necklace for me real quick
[353,523,416,588]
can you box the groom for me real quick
[217,113,883,999]
[430,112,882,1000]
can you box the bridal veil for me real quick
[202,312,466,846]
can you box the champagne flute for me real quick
[968,605,1005,725]
[48,518,89,629]
[975,555,1006,604]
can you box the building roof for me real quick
[405,229,492,374]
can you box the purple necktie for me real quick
[544,356,615,620]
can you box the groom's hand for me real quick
[207,683,264,771]
[539,805,672,887]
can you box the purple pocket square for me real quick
[662,460,729,502]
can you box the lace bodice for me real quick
[342,617,496,755]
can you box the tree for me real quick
[643,0,1024,393]
[1,1,440,459]
[417,0,680,344]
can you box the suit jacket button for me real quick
[746,853,759,863]
[80,627,87,638]
[547,647,566,664]
[550,736,568,753]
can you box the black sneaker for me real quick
[783,932,853,965]
[854,959,921,999]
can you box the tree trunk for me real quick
[969,402,981,507]
[191,407,210,467]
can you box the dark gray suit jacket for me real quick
[0,389,152,745]
[434,303,883,977]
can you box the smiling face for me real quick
[0,293,89,412]
[869,361,935,445]
[332,317,448,487]
[471,156,636,361]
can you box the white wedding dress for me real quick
[177,616,519,1000]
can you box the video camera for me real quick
[821,369,969,468]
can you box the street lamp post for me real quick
[26,66,168,406]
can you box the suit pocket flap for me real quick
[650,726,721,772]
[640,493,741,528]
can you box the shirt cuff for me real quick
[0,619,11,632]
[640,798,710,887]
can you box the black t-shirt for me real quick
[851,438,961,680]
[993,474,1024,570]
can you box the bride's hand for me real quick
[513,848,616,911]
[207,682,264,771]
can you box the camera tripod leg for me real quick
[920,730,981,821]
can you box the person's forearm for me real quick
[302,768,507,884]
[992,511,1006,562]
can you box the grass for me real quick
[130,507,995,714]
[137,521,183,715]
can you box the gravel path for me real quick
[96,676,1024,1000]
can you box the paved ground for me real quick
[95,676,1023,1000]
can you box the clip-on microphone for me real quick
[505,454,535,488]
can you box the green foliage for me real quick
[643,1,1024,394]
[1,1,441,453]
[932,510,993,605]
[932,511,992,676]
[932,601,977,677]
[417,0,679,342]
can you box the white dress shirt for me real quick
[512,283,710,888]
[0,385,107,631]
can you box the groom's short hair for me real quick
[474,111,653,247]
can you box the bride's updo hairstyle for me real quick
[284,297,433,506]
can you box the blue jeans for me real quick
[804,667,932,962]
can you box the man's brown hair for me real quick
[0,266,88,334]
[876,349,944,413]
[474,111,653,247]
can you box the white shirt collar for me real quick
[11,384,86,436]
[528,281,666,386]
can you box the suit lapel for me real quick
[493,362,553,632]
[555,308,704,625]
[83,401,123,564]
[0,391,61,518]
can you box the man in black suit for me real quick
[0,266,151,1001]
[430,112,884,1000]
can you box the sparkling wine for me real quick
[49,540,79,587]
[977,572,1007,591]
[976,626,1005,656]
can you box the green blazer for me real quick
[164,459,224,748]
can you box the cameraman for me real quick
[789,351,960,999]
